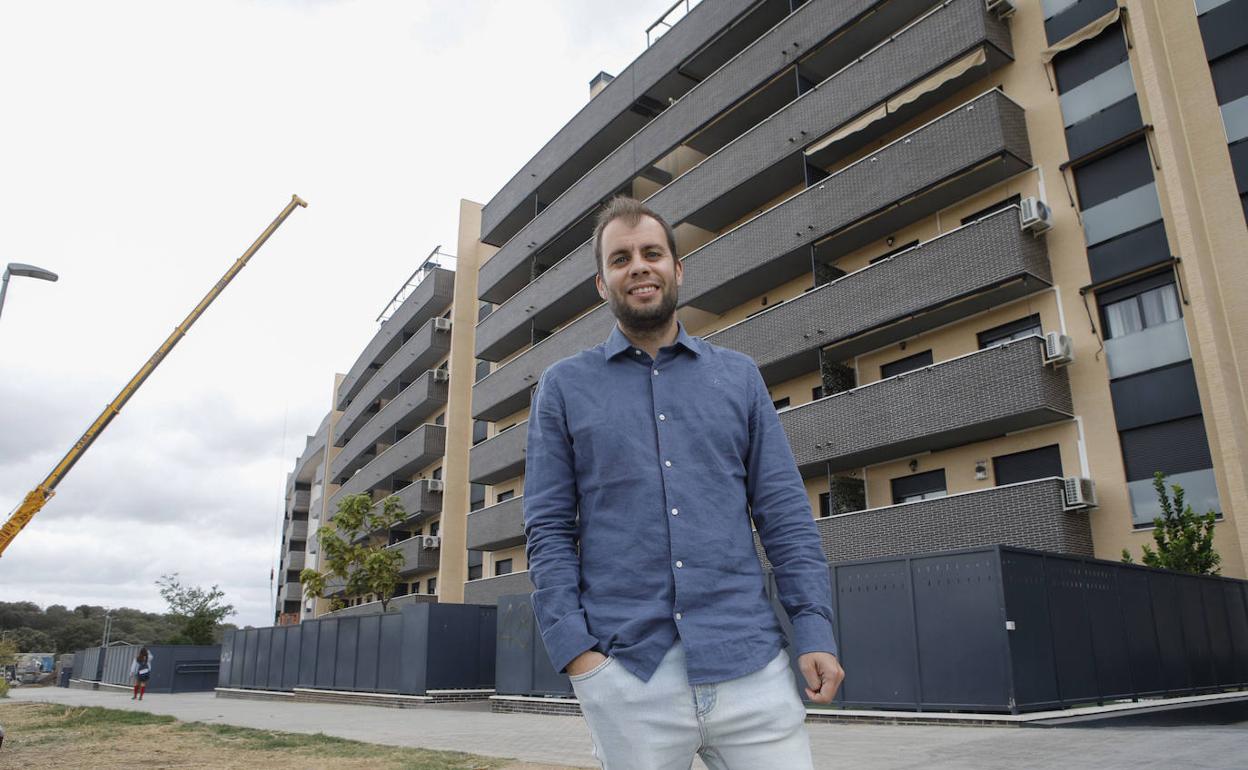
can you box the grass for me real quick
[0,702,561,770]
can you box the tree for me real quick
[1122,471,1221,575]
[7,626,56,653]
[302,494,406,614]
[157,573,236,645]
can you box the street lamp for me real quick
[0,262,59,322]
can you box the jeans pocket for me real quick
[568,655,614,683]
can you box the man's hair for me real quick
[592,196,678,277]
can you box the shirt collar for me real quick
[604,322,703,360]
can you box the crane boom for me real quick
[0,194,307,557]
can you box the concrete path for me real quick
[8,687,1248,769]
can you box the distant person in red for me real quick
[130,647,152,700]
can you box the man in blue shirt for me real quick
[525,196,842,769]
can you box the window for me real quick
[1102,283,1181,339]
[772,397,790,411]
[473,420,489,446]
[812,386,825,400]
[430,521,440,537]
[497,490,515,504]
[475,360,491,383]
[435,413,445,426]
[1098,274,1187,378]
[470,483,486,512]
[478,301,493,322]
[960,195,1021,226]
[818,493,831,518]
[978,314,1042,349]
[495,559,514,576]
[993,445,1063,485]
[432,467,442,481]
[891,469,947,504]
[880,350,932,379]
[468,549,483,581]
[426,577,437,595]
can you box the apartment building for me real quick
[275,413,328,624]
[459,0,1248,608]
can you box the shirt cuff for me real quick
[791,613,838,658]
[540,609,600,674]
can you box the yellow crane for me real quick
[0,194,307,557]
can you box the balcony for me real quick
[329,424,447,507]
[292,414,330,484]
[285,518,308,543]
[336,267,454,411]
[475,0,1013,361]
[286,489,311,516]
[330,370,449,484]
[284,551,305,572]
[353,479,444,541]
[388,535,441,575]
[681,89,1030,313]
[469,422,528,486]
[466,496,526,552]
[334,317,452,445]
[463,571,535,606]
[779,336,1073,478]
[278,581,302,603]
[708,207,1051,383]
[479,0,765,253]
[757,478,1093,568]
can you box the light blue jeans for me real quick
[569,642,813,770]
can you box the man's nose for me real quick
[628,254,651,274]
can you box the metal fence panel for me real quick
[335,617,359,691]
[1001,551,1061,709]
[496,593,570,696]
[377,613,404,693]
[1084,560,1135,700]
[1116,567,1165,695]
[1180,575,1217,689]
[267,627,285,690]
[242,629,259,688]
[282,625,302,690]
[299,621,320,688]
[1148,571,1191,692]
[397,604,428,694]
[355,614,381,692]
[1045,557,1101,704]
[1203,580,1235,685]
[316,618,338,689]
[832,559,919,708]
[1225,582,1248,685]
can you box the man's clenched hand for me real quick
[797,652,844,703]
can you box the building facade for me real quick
[287,0,1248,619]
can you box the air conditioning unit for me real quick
[1044,332,1074,366]
[1020,196,1052,235]
[1063,476,1097,510]
[986,0,1016,19]
[432,369,449,383]
[433,317,452,332]
[426,479,444,493]
[421,535,442,550]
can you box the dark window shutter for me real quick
[993,445,1063,485]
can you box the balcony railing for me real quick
[286,489,311,516]
[329,424,447,507]
[708,206,1052,383]
[351,479,444,542]
[331,370,449,483]
[388,535,441,575]
[475,0,1012,362]
[334,317,452,445]
[285,518,308,544]
[469,422,529,486]
[463,570,534,606]
[336,266,454,411]
[466,496,526,552]
[779,336,1073,477]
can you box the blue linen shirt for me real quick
[523,323,837,685]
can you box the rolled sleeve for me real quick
[744,365,838,658]
[523,368,600,672]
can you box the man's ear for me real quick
[674,257,684,287]
[595,271,608,301]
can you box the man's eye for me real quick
[612,255,628,265]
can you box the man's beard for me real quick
[606,282,678,333]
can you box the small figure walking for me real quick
[130,647,152,700]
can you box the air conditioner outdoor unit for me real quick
[433,317,452,332]
[426,479,444,493]
[1043,332,1074,366]
[985,0,1016,19]
[1020,196,1052,235]
[432,369,449,383]
[421,535,441,550]
[1063,476,1097,510]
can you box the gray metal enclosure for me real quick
[72,644,220,693]
[218,602,496,694]
[494,546,1248,713]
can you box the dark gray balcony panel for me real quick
[285,552,305,572]
[780,337,1073,478]
[466,496,526,552]
[480,0,762,250]
[477,0,905,305]
[286,489,311,516]
[473,308,616,422]
[683,89,1031,314]
[469,422,528,486]
[292,414,330,484]
[475,0,1012,360]
[389,536,441,575]
[708,207,1052,383]
[278,581,302,603]
[353,478,445,543]
[286,519,308,543]
[756,479,1093,569]
[331,371,449,483]
[336,268,454,411]
[330,424,447,507]
[334,318,452,446]
[463,571,535,606]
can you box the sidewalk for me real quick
[8,686,1248,769]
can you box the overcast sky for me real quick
[0,0,672,629]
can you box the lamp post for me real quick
[0,262,59,322]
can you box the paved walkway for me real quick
[8,687,1248,769]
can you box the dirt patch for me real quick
[0,702,582,770]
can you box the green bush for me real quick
[0,677,10,698]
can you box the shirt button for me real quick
[653,369,659,376]
[664,460,672,467]
[671,508,678,516]
[658,414,666,421]
[675,612,683,621]
[633,349,641,355]
[675,561,683,568]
